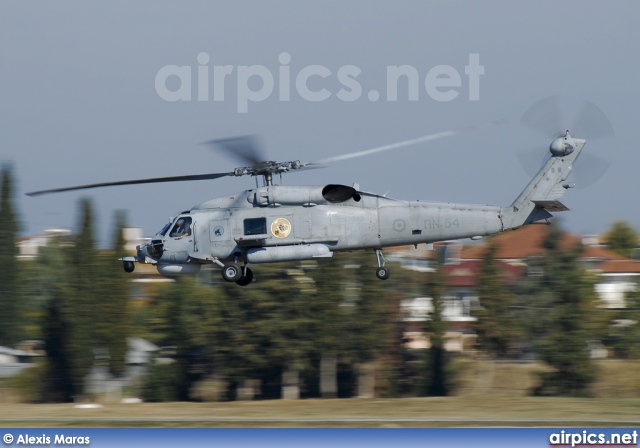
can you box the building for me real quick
[460,224,640,309]
[16,228,71,260]
[392,225,640,353]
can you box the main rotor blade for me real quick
[26,171,235,197]
[202,135,266,167]
[310,121,506,165]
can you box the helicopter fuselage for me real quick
[135,183,504,277]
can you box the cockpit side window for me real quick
[244,217,266,235]
[169,216,192,237]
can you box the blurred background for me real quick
[1,0,640,407]
[1,180,640,403]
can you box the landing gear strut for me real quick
[374,249,390,280]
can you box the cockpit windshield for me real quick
[157,222,172,236]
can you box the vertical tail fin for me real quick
[500,137,586,230]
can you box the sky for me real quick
[1,1,638,245]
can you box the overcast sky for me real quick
[1,1,638,245]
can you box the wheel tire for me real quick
[236,267,254,286]
[123,261,135,273]
[375,266,391,280]
[221,263,242,282]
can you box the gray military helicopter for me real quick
[27,99,612,286]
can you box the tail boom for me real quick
[500,138,586,230]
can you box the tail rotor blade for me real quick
[517,147,550,177]
[572,101,615,141]
[517,97,615,188]
[520,96,563,139]
[572,152,611,188]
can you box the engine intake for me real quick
[322,184,357,202]
[251,184,360,206]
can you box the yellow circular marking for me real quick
[271,217,292,238]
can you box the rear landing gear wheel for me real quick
[374,249,390,280]
[236,267,254,286]
[376,266,391,280]
[221,263,242,282]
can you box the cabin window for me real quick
[244,217,266,235]
[169,216,192,237]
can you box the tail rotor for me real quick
[517,96,615,188]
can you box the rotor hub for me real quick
[550,131,575,157]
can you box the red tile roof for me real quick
[460,225,624,261]
[581,244,626,260]
[598,259,640,274]
[441,259,524,287]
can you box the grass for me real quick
[1,359,639,427]
[0,396,639,427]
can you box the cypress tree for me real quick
[94,210,131,378]
[66,198,99,396]
[0,163,22,347]
[41,198,100,401]
[474,244,521,359]
[419,258,451,396]
[307,256,350,398]
[39,239,75,402]
[532,225,598,396]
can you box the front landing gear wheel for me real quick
[221,263,242,282]
[236,267,254,286]
[376,266,391,280]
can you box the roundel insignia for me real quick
[393,219,406,232]
[271,217,292,238]
[213,225,224,236]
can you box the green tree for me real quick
[347,252,395,394]
[143,276,222,401]
[94,210,131,377]
[607,288,640,359]
[306,252,396,398]
[39,198,101,401]
[38,239,75,402]
[67,198,100,395]
[306,256,351,398]
[419,258,453,396]
[603,220,638,259]
[531,225,599,396]
[0,163,22,346]
[213,263,320,399]
[379,303,406,397]
[249,267,318,398]
[474,244,521,359]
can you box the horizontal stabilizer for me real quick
[532,200,570,212]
